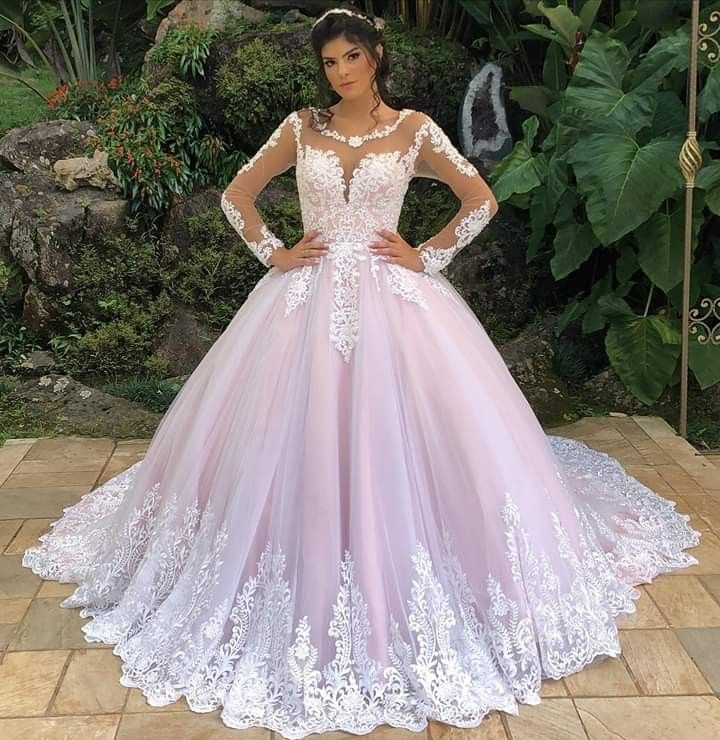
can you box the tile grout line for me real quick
[570,695,592,740]
[43,649,74,716]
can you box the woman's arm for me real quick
[221,112,297,267]
[412,113,499,275]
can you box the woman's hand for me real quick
[369,228,424,272]
[270,229,329,272]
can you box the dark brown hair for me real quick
[309,4,391,131]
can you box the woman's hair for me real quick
[309,4,391,131]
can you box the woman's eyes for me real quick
[325,53,360,67]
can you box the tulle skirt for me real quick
[22,256,701,738]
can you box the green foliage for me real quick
[215,37,317,149]
[490,14,720,405]
[85,77,230,216]
[0,67,56,136]
[147,22,215,79]
[46,74,129,120]
[99,377,182,413]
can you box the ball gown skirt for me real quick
[21,254,700,738]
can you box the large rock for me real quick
[7,373,163,438]
[498,313,574,425]
[0,120,95,174]
[153,305,219,376]
[446,209,535,340]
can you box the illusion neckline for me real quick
[310,107,413,148]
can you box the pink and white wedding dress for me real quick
[22,107,700,738]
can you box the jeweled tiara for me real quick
[312,8,385,31]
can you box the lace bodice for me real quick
[222,107,496,270]
[221,107,498,361]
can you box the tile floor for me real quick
[0,414,719,739]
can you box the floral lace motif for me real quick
[221,118,290,266]
[310,107,414,148]
[21,436,700,739]
[418,200,493,275]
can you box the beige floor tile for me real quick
[3,518,54,555]
[616,586,667,629]
[1,470,99,489]
[124,688,190,713]
[428,714,507,740]
[0,623,18,649]
[9,597,101,651]
[688,496,720,531]
[631,415,678,438]
[0,520,22,551]
[0,649,70,716]
[0,444,32,486]
[564,656,637,697]
[116,710,269,739]
[656,464,707,495]
[701,575,720,604]
[619,629,712,694]
[675,627,720,693]
[51,648,128,715]
[644,575,720,627]
[13,457,109,474]
[37,580,78,597]
[678,532,720,575]
[0,598,31,624]
[538,678,567,697]
[0,486,89,519]
[0,555,41,598]
[505,698,585,740]
[576,695,720,740]
[23,437,115,461]
[0,714,119,739]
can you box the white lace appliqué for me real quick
[418,200,493,275]
[21,435,700,739]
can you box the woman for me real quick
[23,5,700,738]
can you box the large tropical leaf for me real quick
[562,31,657,135]
[567,131,684,245]
[489,116,546,201]
[698,64,720,123]
[605,314,681,404]
[689,341,720,390]
[696,160,720,215]
[551,220,598,280]
[634,197,704,293]
[626,29,690,89]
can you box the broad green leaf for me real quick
[649,91,687,139]
[605,314,681,404]
[551,220,598,279]
[489,116,544,202]
[543,40,568,92]
[616,242,639,283]
[567,132,684,245]
[696,160,720,215]
[626,29,690,89]
[635,201,702,293]
[563,31,657,134]
[667,254,714,313]
[582,272,613,334]
[556,296,588,335]
[537,1,581,50]
[689,341,720,389]
[523,23,565,49]
[578,0,601,32]
[698,64,720,123]
[510,85,558,117]
[597,295,634,320]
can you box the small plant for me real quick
[100,377,183,414]
[47,75,128,121]
[148,23,216,79]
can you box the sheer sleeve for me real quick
[221,112,297,267]
[412,113,498,275]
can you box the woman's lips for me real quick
[340,81,355,87]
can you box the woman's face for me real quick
[320,35,382,100]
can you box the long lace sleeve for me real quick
[413,114,498,275]
[221,112,297,267]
